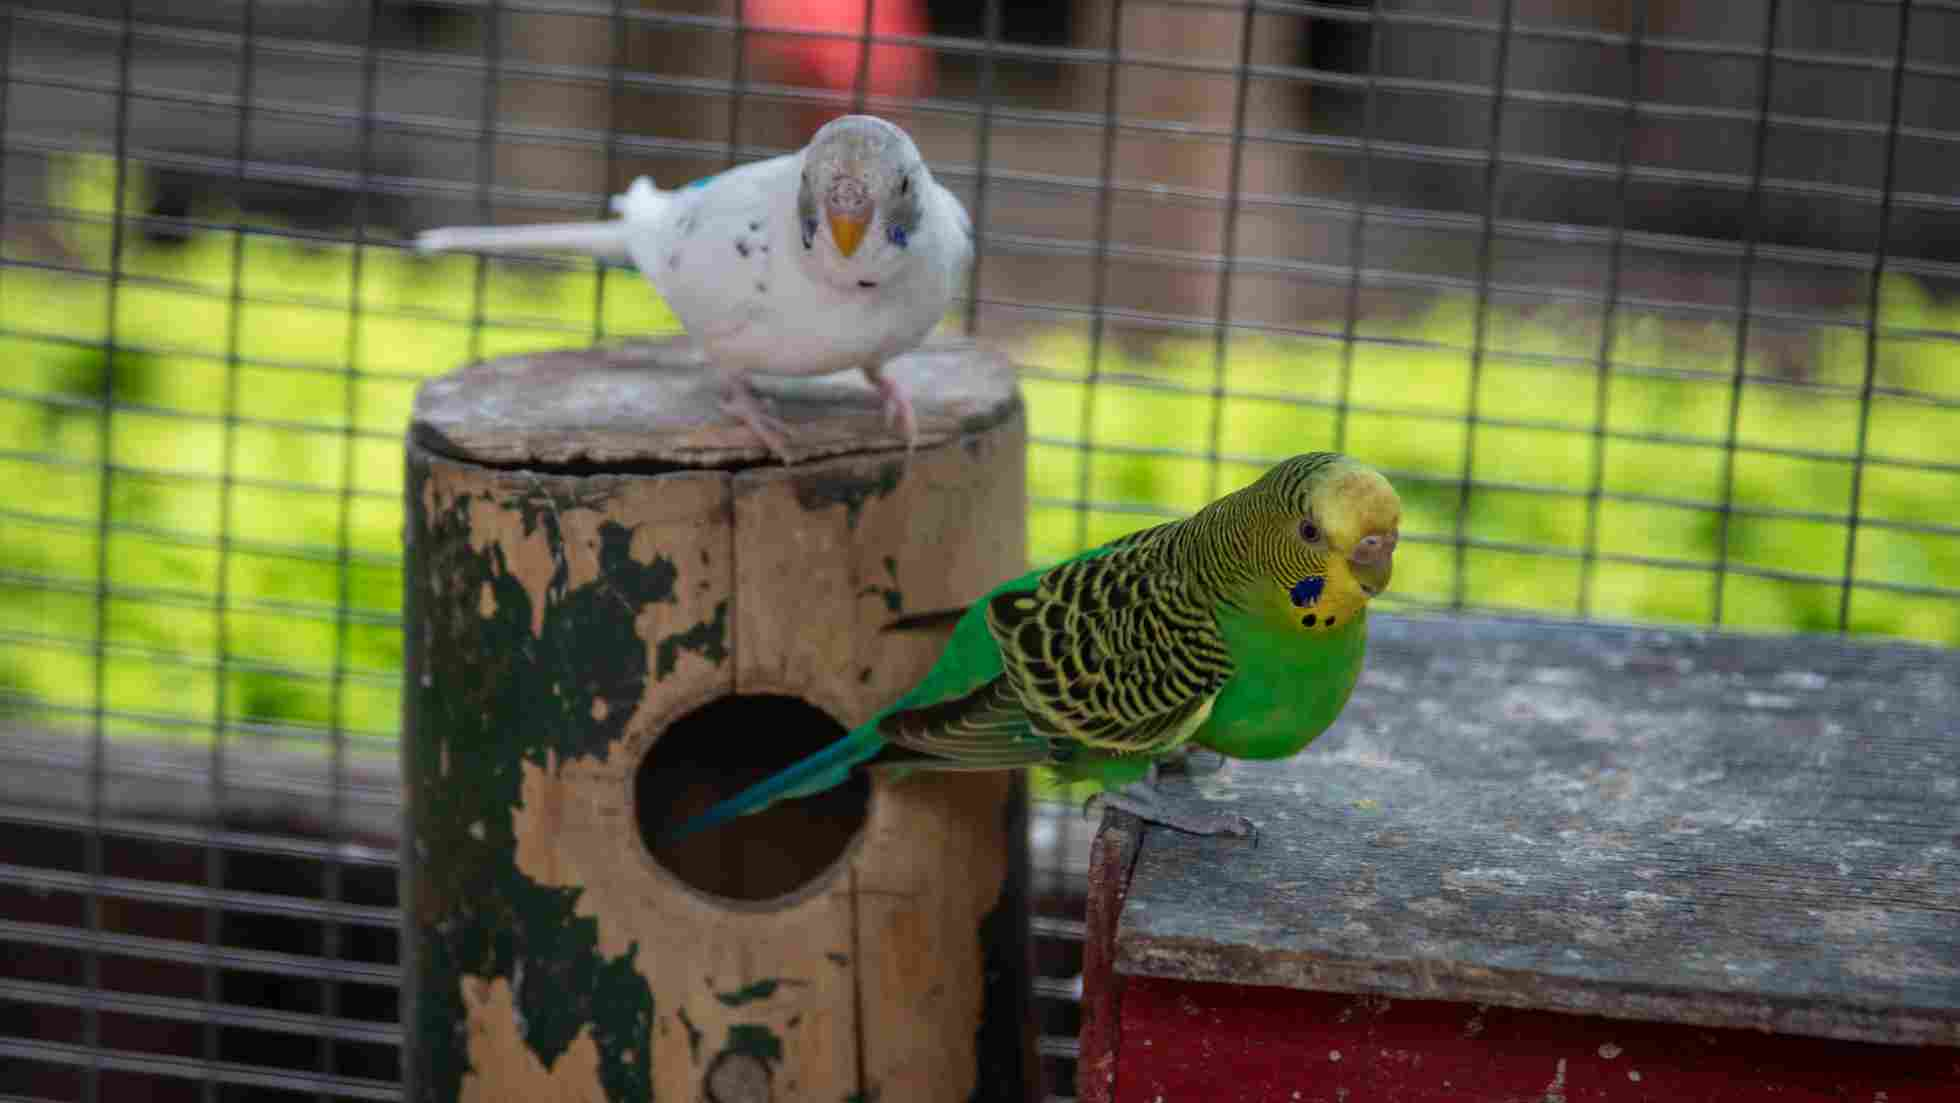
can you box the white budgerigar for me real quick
[416,115,972,461]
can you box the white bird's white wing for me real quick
[615,155,798,346]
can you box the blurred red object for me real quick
[744,0,934,134]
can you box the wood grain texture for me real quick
[1109,614,1960,1046]
[405,451,748,1102]
[729,413,1034,1103]
[1114,975,1960,1103]
[410,335,1023,468]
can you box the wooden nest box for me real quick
[402,338,1035,1102]
[1079,617,1960,1102]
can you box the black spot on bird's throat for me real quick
[1301,614,1317,627]
[858,280,879,289]
[735,239,751,258]
[755,281,768,294]
[749,219,762,232]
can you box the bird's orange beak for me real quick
[827,208,869,258]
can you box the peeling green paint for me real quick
[498,480,626,537]
[857,555,904,615]
[656,599,730,679]
[714,977,808,1007]
[723,1023,785,1066]
[677,1006,704,1065]
[790,459,904,530]
[404,455,670,1102]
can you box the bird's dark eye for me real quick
[1299,518,1321,543]
[888,224,909,248]
[900,175,911,195]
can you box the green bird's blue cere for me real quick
[1289,576,1324,608]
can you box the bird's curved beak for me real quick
[827,205,870,258]
[824,170,874,258]
[1348,530,1397,597]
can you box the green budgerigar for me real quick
[664,451,1402,839]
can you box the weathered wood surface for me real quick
[729,428,1035,1102]
[410,336,1023,467]
[1111,614,1960,1046]
[403,342,1035,1102]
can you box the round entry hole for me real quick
[636,695,871,904]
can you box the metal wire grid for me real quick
[0,782,1096,1102]
[1,0,1956,1100]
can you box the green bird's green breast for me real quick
[1195,607,1369,760]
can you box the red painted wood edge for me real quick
[1115,974,1960,1103]
[1079,810,1145,1103]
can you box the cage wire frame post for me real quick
[206,0,260,1096]
[80,0,135,1098]
[0,0,1957,1100]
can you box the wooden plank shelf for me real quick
[1080,613,1960,1102]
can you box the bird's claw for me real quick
[1157,747,1228,778]
[721,380,797,463]
[865,367,919,452]
[1094,782,1258,843]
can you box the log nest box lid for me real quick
[410,335,1023,467]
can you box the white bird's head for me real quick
[796,115,932,284]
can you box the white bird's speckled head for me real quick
[795,115,935,287]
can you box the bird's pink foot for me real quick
[721,379,795,463]
[865,366,918,451]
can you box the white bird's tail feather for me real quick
[414,177,668,263]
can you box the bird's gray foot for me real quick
[864,365,918,451]
[1094,782,1256,840]
[1157,746,1228,778]
[721,378,796,462]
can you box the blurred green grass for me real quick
[1,154,1954,752]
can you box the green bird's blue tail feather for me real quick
[658,727,886,843]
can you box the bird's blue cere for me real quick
[681,172,721,191]
[1289,576,1324,609]
[888,224,909,249]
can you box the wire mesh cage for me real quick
[1,0,1955,1099]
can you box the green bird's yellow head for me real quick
[1199,452,1402,635]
